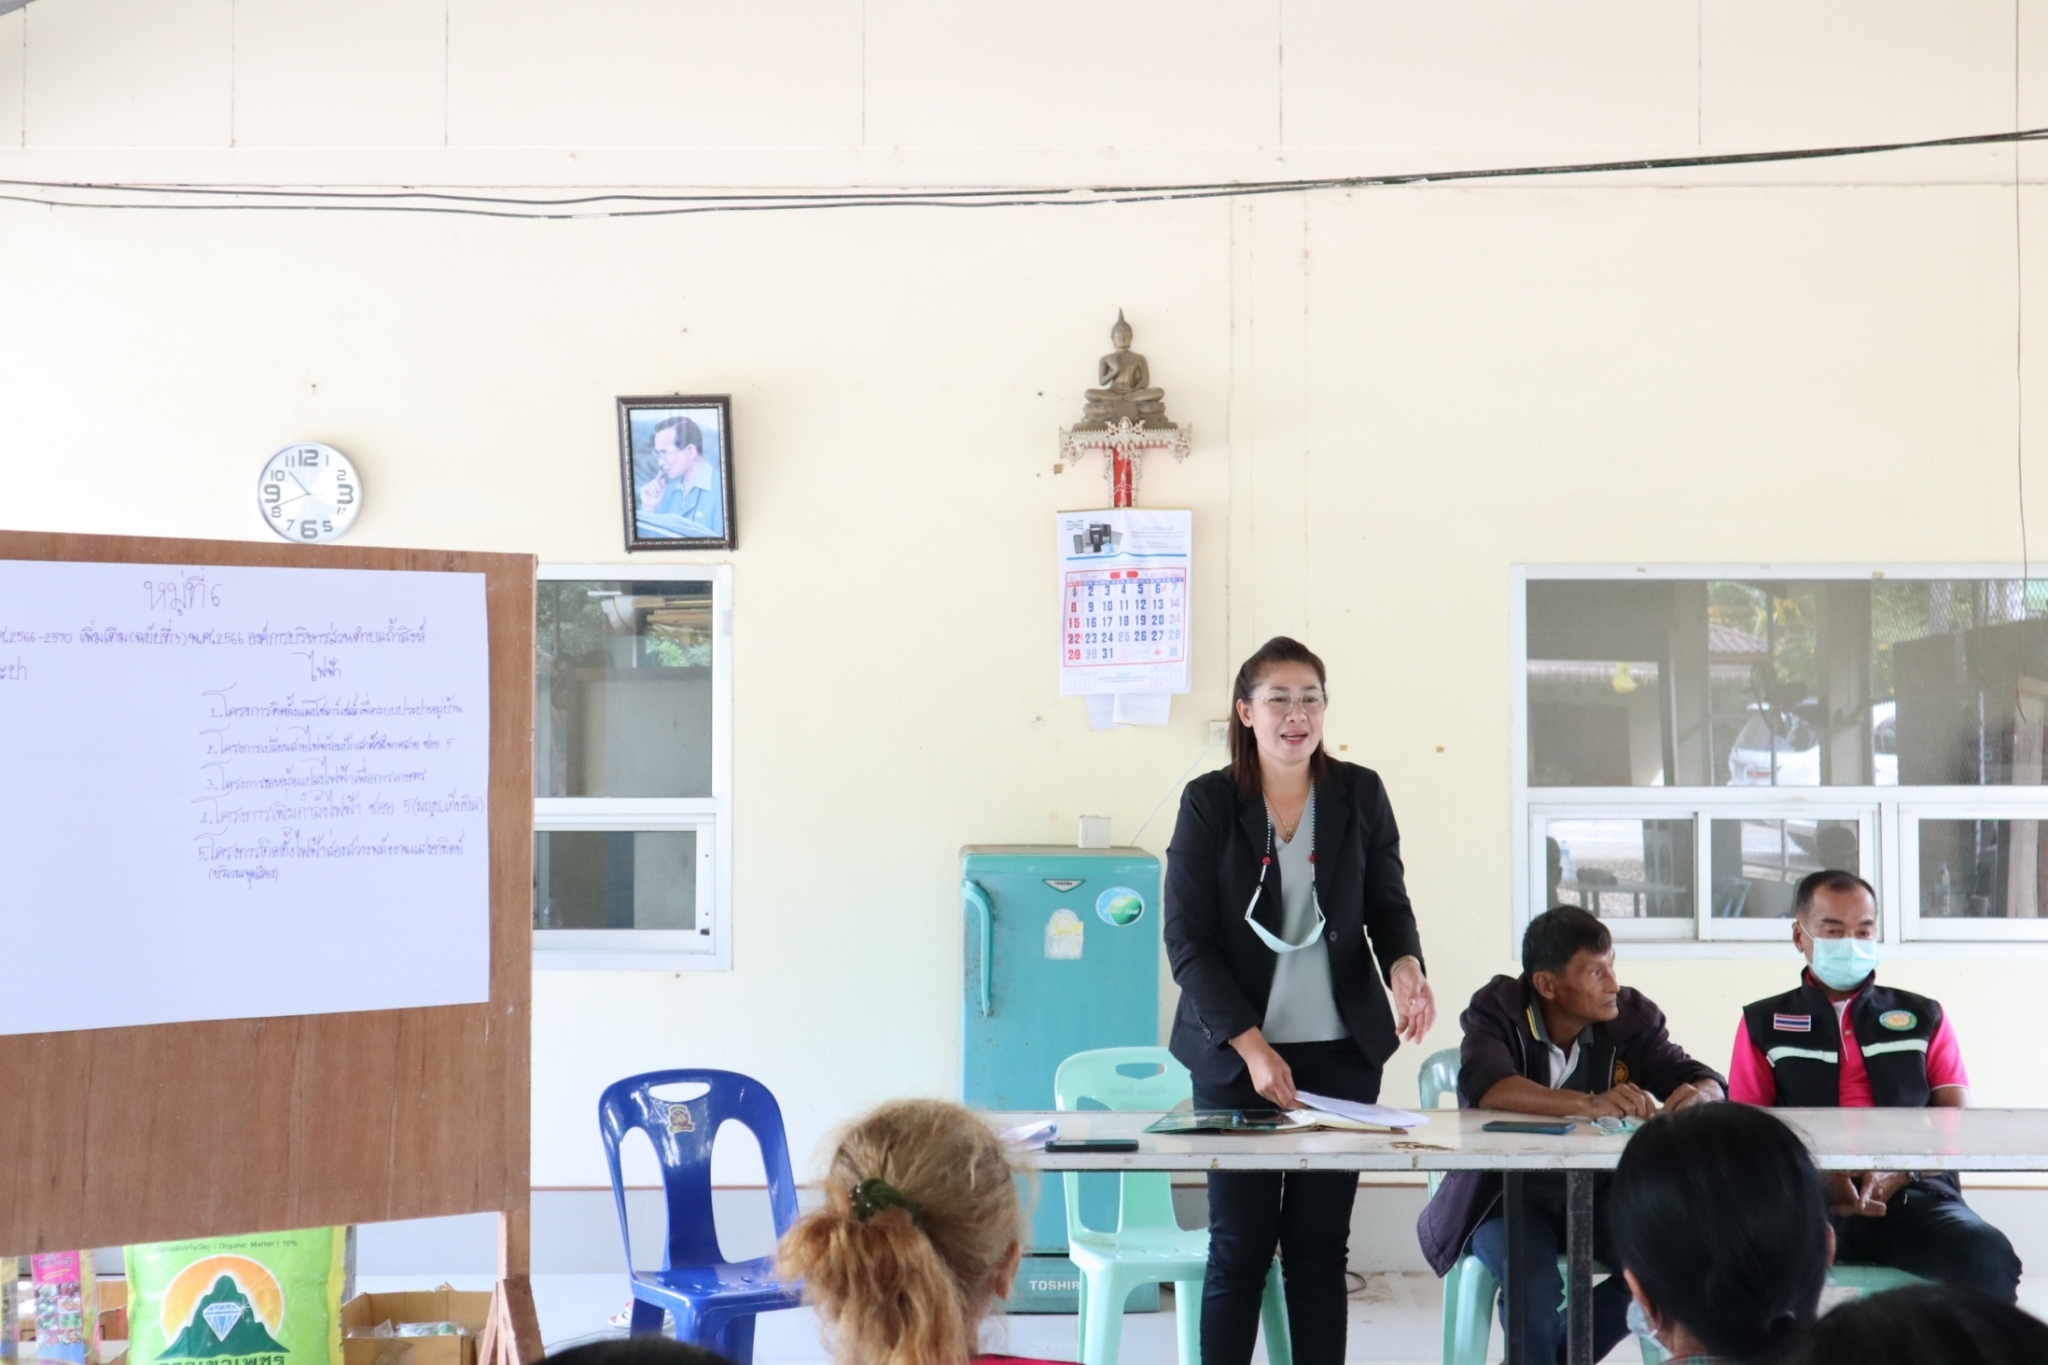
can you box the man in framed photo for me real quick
[636,414,723,540]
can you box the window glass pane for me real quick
[1526,577,2048,787]
[537,580,714,797]
[1917,819,2048,919]
[534,830,700,931]
[1544,818,1694,919]
[1526,583,1674,786]
[1709,818,1859,919]
[1707,582,1824,789]
[1877,580,2048,786]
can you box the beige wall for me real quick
[4,2,2048,1187]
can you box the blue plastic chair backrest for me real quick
[1054,1047,1188,1236]
[1417,1048,1461,1198]
[597,1068,800,1270]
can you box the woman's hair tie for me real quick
[849,1176,923,1225]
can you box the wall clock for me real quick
[258,442,360,543]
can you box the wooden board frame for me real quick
[0,532,539,1363]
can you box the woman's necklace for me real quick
[1269,790,1311,844]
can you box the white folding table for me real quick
[992,1107,2048,1365]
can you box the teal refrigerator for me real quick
[960,844,1162,1312]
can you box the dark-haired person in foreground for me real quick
[544,1341,735,1365]
[1610,1103,1833,1363]
[1788,1283,2048,1365]
[1417,906,1725,1363]
[1729,870,2021,1302]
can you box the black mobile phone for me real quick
[1044,1138,1140,1152]
[1482,1120,1577,1136]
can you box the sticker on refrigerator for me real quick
[1096,886,1146,926]
[1044,908,1085,960]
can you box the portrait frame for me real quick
[618,394,736,552]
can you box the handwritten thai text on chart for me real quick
[0,560,491,1036]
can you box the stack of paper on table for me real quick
[1290,1092,1430,1133]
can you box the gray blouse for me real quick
[1260,794,1348,1044]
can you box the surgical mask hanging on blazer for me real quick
[1244,792,1327,954]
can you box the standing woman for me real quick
[1164,636,1435,1365]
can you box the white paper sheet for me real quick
[1086,694,1123,730]
[1084,693,1175,730]
[1294,1092,1430,1130]
[1113,693,1173,726]
[0,559,492,1035]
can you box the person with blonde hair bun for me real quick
[777,1099,1069,1365]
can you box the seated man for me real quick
[1729,868,2022,1302]
[1417,906,1724,1363]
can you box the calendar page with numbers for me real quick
[1057,508,1192,696]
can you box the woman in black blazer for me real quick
[1164,636,1434,1365]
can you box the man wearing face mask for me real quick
[1728,869,2021,1301]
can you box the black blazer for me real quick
[1163,761,1425,1089]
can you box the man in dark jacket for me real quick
[1416,906,1724,1363]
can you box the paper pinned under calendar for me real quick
[1057,509,1192,699]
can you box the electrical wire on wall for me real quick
[0,126,2046,220]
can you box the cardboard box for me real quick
[339,1291,490,1365]
[97,1281,127,1348]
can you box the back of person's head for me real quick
[1791,1284,2048,1365]
[543,1339,734,1365]
[776,1099,1020,1365]
[1611,1103,1830,1361]
[1521,904,1610,977]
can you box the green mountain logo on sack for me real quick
[160,1263,288,1363]
[128,1230,345,1365]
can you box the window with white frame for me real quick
[533,566,732,969]
[1513,569,2048,948]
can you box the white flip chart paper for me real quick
[0,559,491,1035]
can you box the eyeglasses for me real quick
[1250,690,1328,716]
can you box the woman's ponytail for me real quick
[776,1101,1022,1365]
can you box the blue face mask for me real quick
[1807,935,1879,992]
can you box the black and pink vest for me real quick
[1741,974,1958,1199]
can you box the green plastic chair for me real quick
[1053,1047,1292,1365]
[1827,1264,1925,1296]
[1418,1048,1667,1365]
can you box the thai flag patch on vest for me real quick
[1773,1013,1813,1032]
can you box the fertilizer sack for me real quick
[127,1229,345,1365]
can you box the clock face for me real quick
[258,443,360,543]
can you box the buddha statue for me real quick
[1080,311,1173,428]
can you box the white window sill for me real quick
[535,945,727,971]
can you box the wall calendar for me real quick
[1057,508,1192,699]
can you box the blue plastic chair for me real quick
[1054,1047,1291,1365]
[597,1069,804,1364]
[1418,1049,1666,1365]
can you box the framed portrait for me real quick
[618,394,735,551]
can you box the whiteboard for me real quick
[0,559,492,1035]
